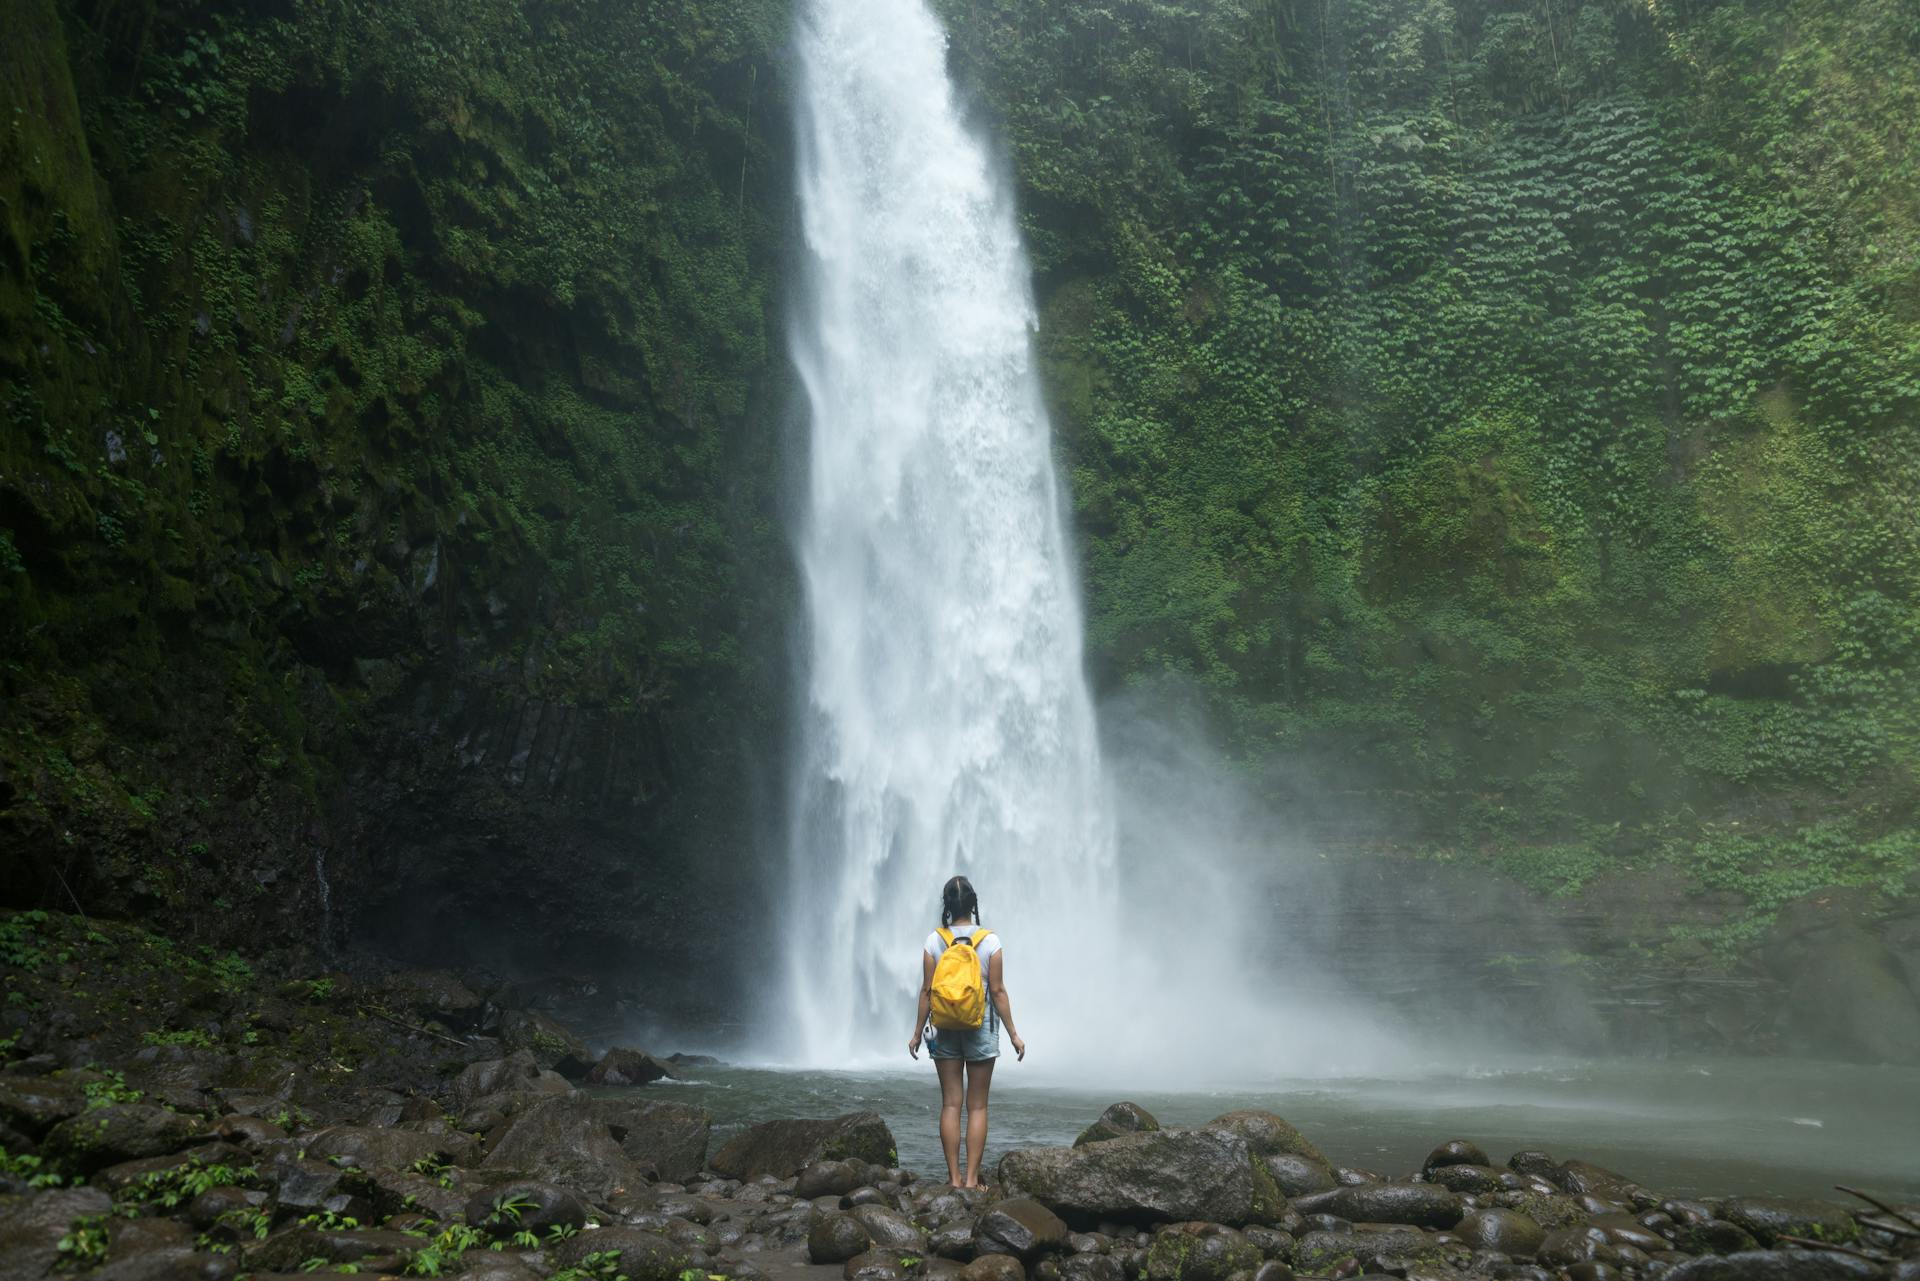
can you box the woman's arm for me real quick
[908,949,934,1058]
[988,950,1025,1060]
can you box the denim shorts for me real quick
[928,1014,999,1062]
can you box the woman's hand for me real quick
[908,1031,923,1060]
[1009,1032,1026,1061]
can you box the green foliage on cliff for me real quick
[0,0,789,943]
[939,0,1920,913]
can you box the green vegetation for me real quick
[938,0,1920,937]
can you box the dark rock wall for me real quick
[0,0,795,1013]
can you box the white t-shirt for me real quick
[923,924,1001,980]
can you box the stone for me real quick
[482,1094,644,1200]
[1074,1103,1161,1148]
[1453,1208,1545,1257]
[1662,1250,1885,1281]
[976,1198,1071,1262]
[846,1249,914,1281]
[588,1047,684,1087]
[244,1228,423,1273]
[452,1053,545,1106]
[1203,1111,1326,1164]
[852,1204,928,1252]
[467,1180,591,1234]
[43,1104,208,1173]
[964,1255,1028,1281]
[1769,912,1920,1065]
[1291,1230,1429,1273]
[711,1113,897,1180]
[1144,1224,1262,1281]
[91,1248,235,1281]
[1427,1164,1513,1195]
[1290,1183,1464,1230]
[593,1098,712,1183]
[1423,1140,1491,1172]
[262,1154,358,1218]
[801,1160,869,1199]
[306,1124,475,1173]
[1537,1226,1609,1267]
[1250,1263,1294,1281]
[1717,1197,1858,1246]
[996,1128,1282,1228]
[0,1186,113,1277]
[1506,1151,1558,1180]
[0,1077,86,1137]
[1679,1219,1761,1255]
[813,1214,878,1265]
[550,1226,694,1276]
[1263,1153,1337,1197]
[932,1225,976,1260]
[1061,1255,1124,1281]
[499,1010,593,1075]
[1555,1160,1648,1207]
[384,970,485,1030]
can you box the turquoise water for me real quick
[642,1058,1920,1201]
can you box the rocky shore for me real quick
[2,911,1916,1281]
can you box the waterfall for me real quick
[784,0,1117,1064]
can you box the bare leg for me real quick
[963,1057,995,1188]
[936,1058,965,1187]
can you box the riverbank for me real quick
[1,910,1916,1280]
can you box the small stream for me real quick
[637,1058,1920,1200]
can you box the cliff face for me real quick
[1,0,794,1009]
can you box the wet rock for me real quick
[1423,1140,1491,1172]
[550,1226,691,1274]
[482,1094,644,1200]
[499,1010,593,1075]
[452,1052,548,1105]
[846,1249,915,1281]
[1203,1111,1326,1164]
[997,1128,1282,1228]
[1679,1219,1761,1255]
[844,1186,889,1209]
[1717,1197,1858,1246]
[801,1159,868,1199]
[588,1047,683,1087]
[307,1124,475,1172]
[1144,1223,1262,1281]
[1536,1226,1610,1267]
[384,970,485,1030]
[1768,910,1920,1065]
[932,1224,977,1260]
[593,1098,712,1183]
[1554,1160,1648,1207]
[467,1180,590,1234]
[1291,1229,1429,1273]
[1590,1212,1666,1253]
[459,1253,546,1281]
[0,1186,112,1276]
[1264,1153,1338,1197]
[976,1198,1071,1262]
[189,1184,268,1230]
[813,1213,877,1264]
[1426,1163,1514,1195]
[1662,1250,1885,1281]
[43,1104,207,1172]
[1250,1263,1294,1281]
[244,1227,423,1272]
[1453,1208,1545,1257]
[1075,1103,1161,1148]
[1061,1255,1124,1281]
[0,1077,86,1137]
[655,1193,716,1224]
[711,1113,897,1180]
[262,1153,358,1218]
[90,1248,236,1281]
[1292,1183,1464,1230]
[964,1255,1028,1281]
[1563,1265,1624,1281]
[1506,1151,1558,1180]
[853,1204,928,1251]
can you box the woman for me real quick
[908,875,1026,1189]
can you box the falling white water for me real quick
[785,0,1115,1065]
[783,0,1412,1077]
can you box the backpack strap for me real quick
[936,927,955,951]
[969,929,992,950]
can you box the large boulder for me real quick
[586,1048,682,1087]
[995,1127,1283,1228]
[466,1181,591,1234]
[0,1077,86,1138]
[710,1112,896,1179]
[1262,1153,1336,1197]
[0,1186,112,1278]
[1453,1207,1546,1257]
[549,1226,694,1278]
[43,1104,208,1173]
[589,1097,711,1183]
[1144,1223,1262,1281]
[482,1094,644,1200]
[811,1214,876,1265]
[1074,1103,1160,1148]
[382,970,485,1031]
[1203,1111,1325,1164]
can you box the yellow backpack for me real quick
[929,927,993,1030]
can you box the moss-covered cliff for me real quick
[1,0,792,1003]
[938,0,1919,952]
